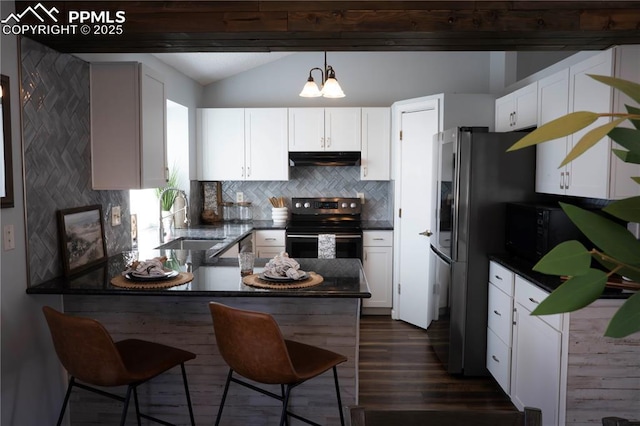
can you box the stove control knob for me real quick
[295,202,302,208]
[341,202,348,208]
[350,202,357,208]
[304,202,311,208]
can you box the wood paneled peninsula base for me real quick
[28,255,370,425]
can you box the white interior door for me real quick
[397,109,439,329]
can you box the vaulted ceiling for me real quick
[13,1,640,53]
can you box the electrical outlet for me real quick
[236,192,244,203]
[3,224,15,250]
[111,206,122,226]
[357,192,365,204]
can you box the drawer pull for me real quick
[492,355,500,363]
[494,275,503,281]
[265,238,277,241]
[373,238,385,240]
[529,297,540,305]
[493,310,501,317]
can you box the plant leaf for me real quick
[589,75,640,104]
[592,254,640,283]
[533,240,590,276]
[531,269,606,315]
[604,196,640,222]
[633,177,640,184]
[561,203,640,265]
[507,112,599,151]
[612,149,640,164]
[560,118,627,166]
[605,291,640,338]
[626,105,640,130]
[608,127,640,153]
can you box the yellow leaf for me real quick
[589,75,640,104]
[508,112,599,151]
[561,118,627,167]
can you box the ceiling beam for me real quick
[12,1,640,52]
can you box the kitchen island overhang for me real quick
[28,253,370,425]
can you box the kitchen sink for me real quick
[156,238,226,251]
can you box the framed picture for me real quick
[57,205,107,276]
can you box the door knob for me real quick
[419,230,433,237]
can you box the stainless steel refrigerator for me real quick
[429,126,537,376]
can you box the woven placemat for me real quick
[242,272,324,289]
[111,272,194,289]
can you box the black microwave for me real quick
[505,202,586,262]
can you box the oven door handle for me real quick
[287,234,363,239]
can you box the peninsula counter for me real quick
[28,252,370,425]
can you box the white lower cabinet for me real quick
[254,230,285,259]
[362,231,393,308]
[486,262,566,426]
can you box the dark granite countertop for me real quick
[27,251,371,298]
[361,221,394,230]
[490,253,631,299]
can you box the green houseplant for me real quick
[508,75,640,338]
[155,166,180,212]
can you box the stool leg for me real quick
[181,363,196,426]
[215,369,233,426]
[279,385,292,426]
[120,385,133,426]
[56,376,75,426]
[280,385,289,426]
[133,385,141,426]
[333,367,345,426]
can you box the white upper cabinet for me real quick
[91,62,167,190]
[535,69,570,195]
[361,108,391,180]
[244,109,289,181]
[495,82,538,132]
[289,108,361,152]
[197,108,244,181]
[535,46,640,199]
[197,108,288,181]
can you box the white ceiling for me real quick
[152,52,295,86]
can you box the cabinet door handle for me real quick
[492,355,500,363]
[494,274,503,281]
[363,166,368,177]
[513,111,517,126]
[560,172,565,189]
[321,137,325,148]
[565,171,570,189]
[529,297,540,305]
[247,166,251,177]
[327,137,331,147]
[241,166,244,178]
[493,310,501,316]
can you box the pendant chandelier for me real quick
[299,52,345,98]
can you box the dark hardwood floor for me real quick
[358,315,516,412]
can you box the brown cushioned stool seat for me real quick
[43,306,196,426]
[209,302,347,426]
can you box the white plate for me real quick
[127,270,179,282]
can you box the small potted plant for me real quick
[156,167,179,230]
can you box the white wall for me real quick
[202,51,494,107]
[1,2,67,425]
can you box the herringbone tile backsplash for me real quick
[22,39,130,285]
[201,166,392,221]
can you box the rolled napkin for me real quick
[122,256,167,276]
[264,252,306,279]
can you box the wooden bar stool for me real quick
[42,306,196,426]
[209,302,347,426]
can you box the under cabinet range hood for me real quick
[288,151,361,167]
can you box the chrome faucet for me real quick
[158,187,190,242]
